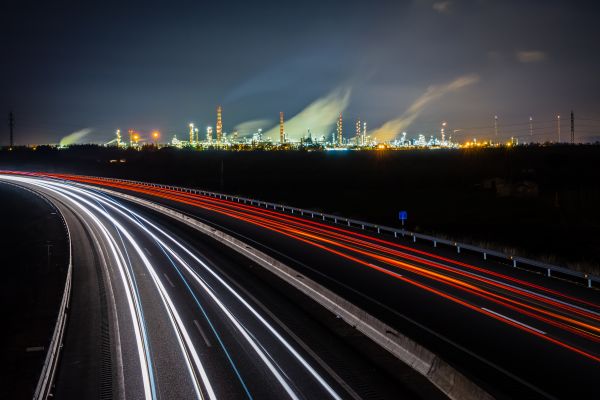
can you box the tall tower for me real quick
[337,113,343,146]
[494,115,498,138]
[570,110,574,144]
[557,114,561,142]
[128,129,134,147]
[116,129,121,147]
[355,119,361,146]
[279,112,285,144]
[189,123,195,145]
[441,121,447,143]
[9,111,14,147]
[362,121,367,145]
[529,116,533,137]
[216,106,223,144]
[206,126,213,143]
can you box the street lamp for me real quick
[152,131,160,146]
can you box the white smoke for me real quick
[59,128,93,146]
[371,74,479,142]
[263,87,351,141]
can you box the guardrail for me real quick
[71,175,599,289]
[32,195,72,400]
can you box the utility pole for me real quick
[557,114,561,142]
[9,111,14,147]
[570,110,574,144]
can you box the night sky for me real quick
[2,0,600,144]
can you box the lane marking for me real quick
[193,320,213,348]
[144,247,152,257]
[163,273,176,288]
[370,264,402,277]
[481,307,547,335]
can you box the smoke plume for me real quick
[371,75,479,142]
[59,128,92,146]
[263,87,351,140]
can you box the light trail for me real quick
[32,173,600,364]
[78,183,344,400]
[2,174,344,400]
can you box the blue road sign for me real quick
[399,211,408,221]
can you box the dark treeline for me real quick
[2,144,599,273]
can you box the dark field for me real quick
[1,144,599,274]
[0,183,68,399]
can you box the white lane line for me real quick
[144,247,152,257]
[31,180,209,400]
[163,273,176,288]
[369,263,402,277]
[61,181,336,400]
[193,320,213,348]
[481,307,547,335]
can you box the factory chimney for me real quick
[216,106,223,145]
[337,113,343,146]
[280,112,285,144]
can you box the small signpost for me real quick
[399,210,408,226]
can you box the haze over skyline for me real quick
[2,0,600,144]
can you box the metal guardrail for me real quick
[32,195,72,400]
[76,175,599,289]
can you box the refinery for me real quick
[98,105,577,152]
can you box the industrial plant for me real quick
[100,106,578,152]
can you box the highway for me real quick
[30,173,600,400]
[1,174,436,399]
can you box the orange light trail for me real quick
[7,171,600,363]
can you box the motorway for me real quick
[0,174,439,400]
[28,172,600,400]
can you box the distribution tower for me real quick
[116,129,121,147]
[216,106,223,144]
[279,112,285,144]
[494,115,498,138]
[9,111,14,147]
[362,121,367,145]
[529,116,533,137]
[571,110,574,144]
[355,119,361,145]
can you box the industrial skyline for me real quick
[3,1,600,145]
[92,105,580,150]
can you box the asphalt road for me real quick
[40,173,600,400]
[0,174,439,400]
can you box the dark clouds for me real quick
[1,0,599,144]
